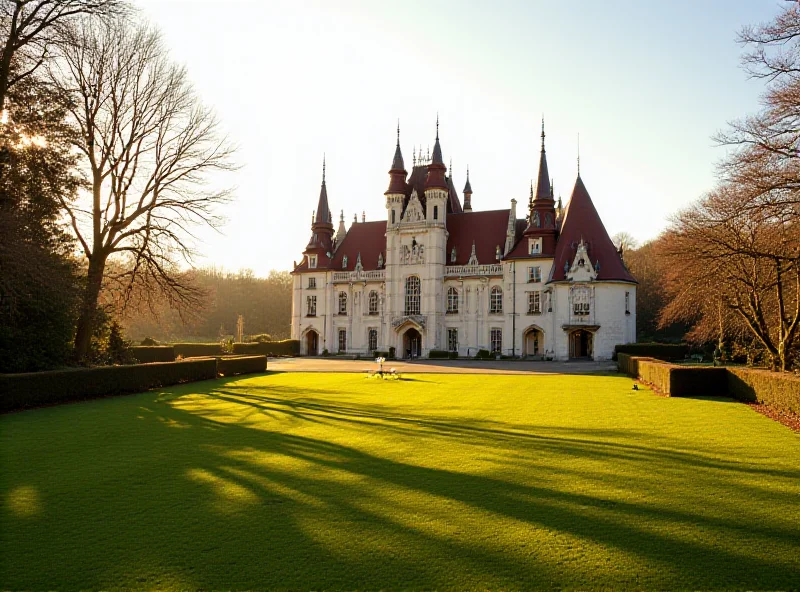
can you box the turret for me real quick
[302,157,335,268]
[385,122,406,227]
[424,117,448,225]
[463,167,473,212]
[522,118,557,256]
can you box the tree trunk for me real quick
[73,257,106,363]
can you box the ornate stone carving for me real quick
[401,237,425,265]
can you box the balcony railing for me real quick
[444,264,502,277]
[332,270,386,283]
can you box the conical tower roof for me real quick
[534,118,552,201]
[314,156,332,226]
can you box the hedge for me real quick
[130,346,175,364]
[217,355,267,377]
[618,355,787,401]
[727,368,800,415]
[0,359,217,413]
[172,343,223,358]
[474,349,493,360]
[429,350,457,359]
[232,340,300,357]
[614,343,690,362]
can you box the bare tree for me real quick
[0,0,126,110]
[50,16,236,362]
[611,231,639,252]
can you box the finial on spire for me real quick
[577,133,581,177]
[449,157,452,177]
[541,115,546,151]
[467,166,470,181]
[322,154,326,184]
[412,146,416,166]
[396,119,400,145]
[436,113,439,140]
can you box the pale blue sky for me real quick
[137,0,783,275]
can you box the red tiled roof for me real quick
[549,177,636,283]
[329,221,387,271]
[402,165,462,216]
[446,210,510,265]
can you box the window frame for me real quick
[446,287,459,314]
[490,328,502,354]
[368,290,379,315]
[338,291,348,315]
[338,329,347,353]
[489,286,503,314]
[308,277,316,289]
[528,291,541,314]
[447,328,458,352]
[306,295,317,317]
[368,328,378,352]
[528,266,542,283]
[404,276,421,316]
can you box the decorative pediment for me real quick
[566,239,597,282]
[467,241,479,265]
[402,190,425,224]
[354,252,363,272]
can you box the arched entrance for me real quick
[304,330,319,356]
[569,329,593,359]
[523,326,544,357]
[403,328,422,359]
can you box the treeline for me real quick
[121,269,293,343]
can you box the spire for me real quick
[314,155,332,225]
[534,117,552,201]
[390,120,405,171]
[463,166,473,212]
[425,116,448,190]
[431,115,444,165]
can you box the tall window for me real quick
[528,266,542,283]
[309,255,317,268]
[446,287,459,314]
[528,291,541,314]
[338,329,347,352]
[306,295,316,317]
[447,328,458,352]
[490,329,502,353]
[391,210,396,224]
[338,291,347,315]
[405,276,421,315]
[368,291,379,315]
[433,205,439,220]
[489,286,503,314]
[625,291,630,314]
[308,277,316,289]
[368,328,378,352]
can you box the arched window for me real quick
[338,291,348,315]
[405,276,421,315]
[490,286,503,314]
[368,290,379,315]
[446,287,458,314]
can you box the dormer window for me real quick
[342,255,348,269]
[450,247,457,263]
[309,255,317,269]
[378,252,384,268]
[529,239,541,255]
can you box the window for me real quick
[529,239,541,255]
[368,291,379,315]
[447,328,458,352]
[306,295,316,317]
[528,291,541,314]
[342,255,348,269]
[489,286,503,314]
[368,328,378,352]
[490,329,502,354]
[391,210,396,224]
[338,291,348,315]
[574,301,590,316]
[625,291,630,314]
[405,276,421,315]
[528,266,542,283]
[450,247,457,263]
[338,329,347,353]
[309,255,317,269]
[446,287,458,314]
[308,277,316,289]
[433,205,438,220]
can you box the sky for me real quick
[136,0,785,276]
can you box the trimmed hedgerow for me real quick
[669,366,728,397]
[216,355,267,377]
[172,343,223,358]
[428,350,449,359]
[0,359,217,413]
[614,343,690,362]
[232,340,300,357]
[130,346,175,364]
[474,349,493,360]
[727,368,800,415]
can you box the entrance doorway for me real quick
[305,330,319,356]
[523,327,544,357]
[569,329,593,359]
[403,328,422,359]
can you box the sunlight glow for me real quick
[6,485,41,517]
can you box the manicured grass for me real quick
[2,372,799,590]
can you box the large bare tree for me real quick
[50,16,236,361]
[0,0,125,110]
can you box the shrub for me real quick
[614,343,690,362]
[231,340,300,357]
[130,346,175,364]
[727,368,800,415]
[140,337,159,346]
[249,334,272,343]
[217,355,267,377]
[428,350,450,359]
[474,349,493,360]
[373,351,389,359]
[621,355,734,397]
[0,359,217,413]
[388,347,396,359]
[172,343,223,358]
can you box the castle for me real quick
[290,121,636,360]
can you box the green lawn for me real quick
[2,372,799,590]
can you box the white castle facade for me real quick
[291,123,636,360]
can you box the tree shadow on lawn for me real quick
[4,378,800,590]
